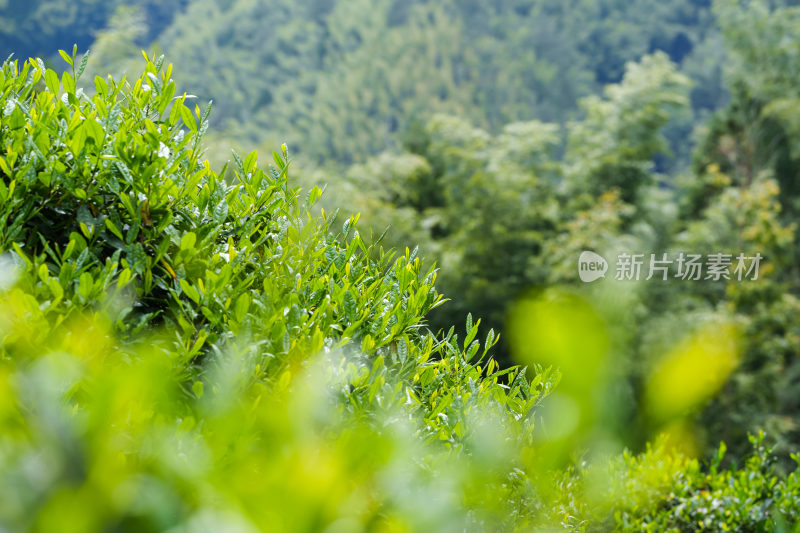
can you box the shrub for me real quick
[612,433,800,532]
[0,50,558,531]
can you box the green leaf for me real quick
[8,105,24,130]
[127,243,146,273]
[397,339,408,363]
[308,185,322,206]
[234,293,250,322]
[485,329,496,350]
[117,268,132,288]
[243,150,258,173]
[125,220,139,245]
[58,49,73,66]
[104,218,124,241]
[37,264,49,283]
[63,239,76,261]
[169,96,182,125]
[343,291,357,322]
[62,71,76,94]
[76,50,89,80]
[115,162,135,187]
[83,117,105,145]
[179,279,200,303]
[188,330,208,357]
[272,151,285,171]
[212,199,228,223]
[94,75,108,98]
[70,122,87,154]
[179,104,196,132]
[44,69,59,95]
[47,278,63,302]
[158,81,176,115]
[180,232,197,251]
[464,316,480,349]
[467,341,480,360]
[78,272,93,300]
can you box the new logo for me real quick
[578,251,608,282]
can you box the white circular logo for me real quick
[578,251,608,282]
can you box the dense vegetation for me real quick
[1,46,799,532]
[2,0,800,529]
[312,0,800,462]
[2,0,727,166]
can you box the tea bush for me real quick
[0,51,798,532]
[546,433,800,532]
[0,49,558,532]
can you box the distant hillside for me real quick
[151,0,723,165]
[2,0,727,166]
[0,0,187,61]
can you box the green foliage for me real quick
[2,0,800,527]
[0,0,185,61]
[314,54,688,361]
[313,7,800,467]
[542,433,800,532]
[565,52,692,203]
[0,53,571,531]
[697,0,800,208]
[674,174,800,458]
[665,0,800,455]
[49,0,723,166]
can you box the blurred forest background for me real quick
[3,0,800,464]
